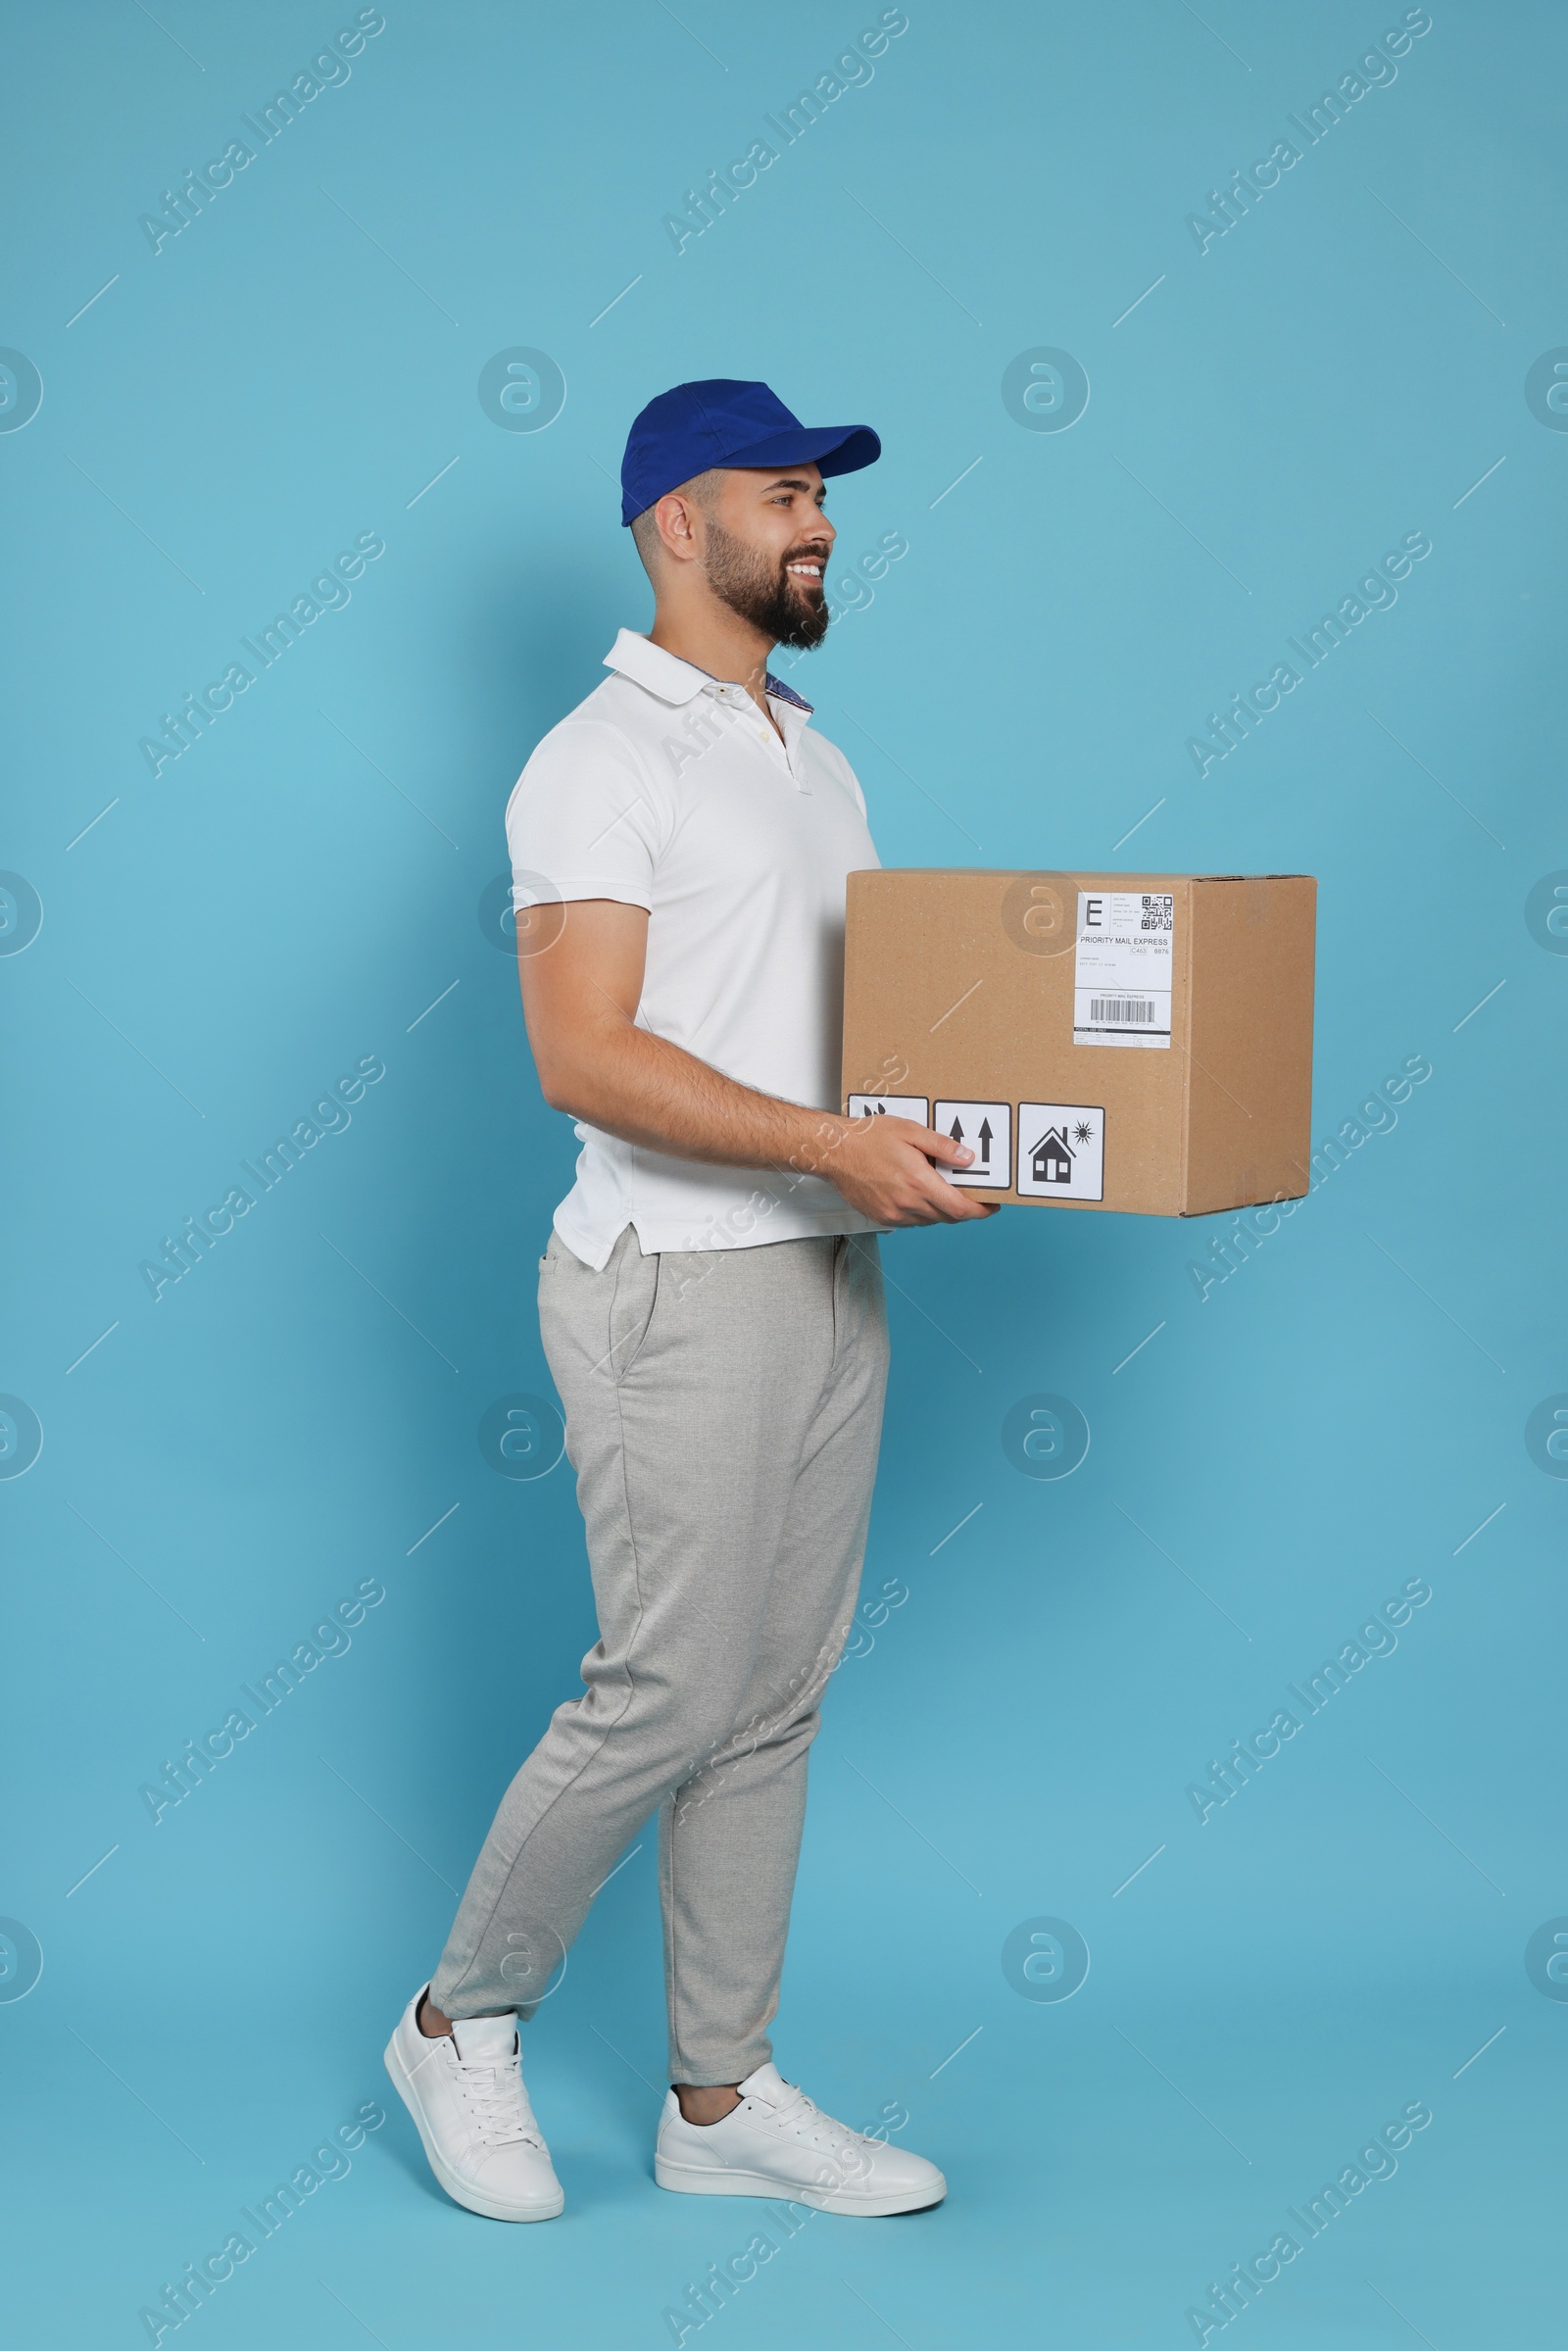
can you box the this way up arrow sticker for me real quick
[934,1101,1011,1189]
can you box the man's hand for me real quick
[516,899,998,1224]
[795,1113,1000,1225]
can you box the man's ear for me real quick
[655,488,706,565]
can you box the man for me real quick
[385,379,994,2223]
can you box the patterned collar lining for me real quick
[679,650,813,716]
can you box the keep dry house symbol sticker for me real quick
[1017,1104,1105,1201]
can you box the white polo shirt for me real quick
[506,628,882,1267]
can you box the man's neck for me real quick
[649,604,776,719]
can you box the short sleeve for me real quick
[505,717,668,912]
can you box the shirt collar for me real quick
[764,672,813,713]
[603,629,816,724]
[602,627,710,706]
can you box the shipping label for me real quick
[1074,891,1173,1048]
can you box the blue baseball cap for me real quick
[620,377,880,526]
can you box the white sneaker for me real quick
[384,1986,564,2222]
[654,2062,946,2216]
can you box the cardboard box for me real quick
[840,870,1316,1216]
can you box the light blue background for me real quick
[3,2,1563,2344]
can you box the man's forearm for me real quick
[540,1017,848,1178]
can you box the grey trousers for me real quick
[430,1222,889,2084]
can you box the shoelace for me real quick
[756,2081,867,2160]
[453,2051,541,2148]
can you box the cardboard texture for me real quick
[840,870,1317,1216]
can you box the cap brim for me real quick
[720,423,882,479]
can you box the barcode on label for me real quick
[1089,997,1155,1023]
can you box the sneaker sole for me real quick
[383,2037,564,2223]
[653,2152,945,2217]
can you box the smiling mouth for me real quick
[785,555,827,586]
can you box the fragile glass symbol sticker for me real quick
[934,1101,1010,1187]
[1016,1105,1105,1200]
[847,1095,930,1124]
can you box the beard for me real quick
[701,519,832,651]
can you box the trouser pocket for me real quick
[609,1238,662,1382]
